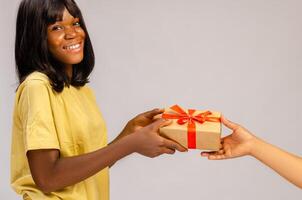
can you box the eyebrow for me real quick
[54,17,79,24]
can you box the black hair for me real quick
[15,0,95,92]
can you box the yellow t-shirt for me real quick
[11,72,109,200]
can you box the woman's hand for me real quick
[201,115,257,160]
[127,118,187,158]
[27,118,186,193]
[114,108,164,142]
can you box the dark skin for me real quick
[47,8,85,77]
[27,9,187,194]
[27,114,186,193]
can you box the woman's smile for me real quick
[47,8,86,69]
[62,40,83,53]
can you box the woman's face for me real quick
[47,8,85,68]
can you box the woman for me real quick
[201,116,302,189]
[11,0,186,199]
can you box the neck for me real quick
[65,64,73,79]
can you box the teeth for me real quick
[65,43,80,50]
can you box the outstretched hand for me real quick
[130,118,188,158]
[113,108,164,143]
[201,115,256,160]
[123,108,164,135]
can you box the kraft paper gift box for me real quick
[158,105,222,150]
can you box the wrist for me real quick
[248,136,262,157]
[118,133,138,154]
[121,121,135,136]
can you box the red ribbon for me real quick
[161,105,221,149]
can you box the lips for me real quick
[62,41,83,53]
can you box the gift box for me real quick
[158,105,221,150]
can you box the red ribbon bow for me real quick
[162,105,220,149]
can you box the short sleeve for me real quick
[84,85,97,102]
[18,80,60,152]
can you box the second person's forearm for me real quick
[251,137,302,188]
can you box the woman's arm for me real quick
[27,119,187,193]
[108,108,165,168]
[201,116,302,189]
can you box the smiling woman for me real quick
[47,8,85,78]
[15,0,94,92]
[11,0,187,200]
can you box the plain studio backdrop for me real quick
[1,0,302,199]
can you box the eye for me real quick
[51,25,63,31]
[73,21,81,27]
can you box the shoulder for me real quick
[80,84,96,98]
[16,72,53,100]
[21,71,51,89]
[23,71,51,86]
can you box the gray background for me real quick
[1,0,301,199]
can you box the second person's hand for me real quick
[201,115,257,160]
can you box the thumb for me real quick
[148,118,172,131]
[221,115,239,130]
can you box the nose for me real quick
[64,26,77,40]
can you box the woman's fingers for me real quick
[149,119,172,131]
[161,147,176,155]
[141,108,164,119]
[163,138,187,152]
